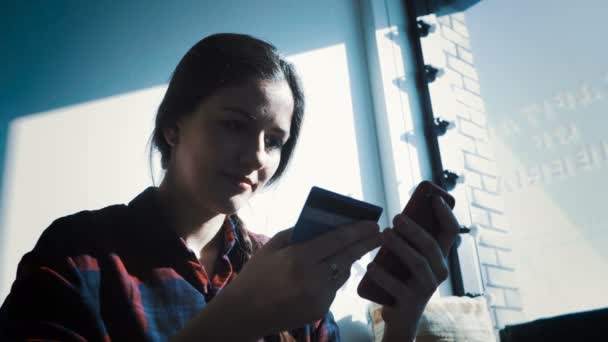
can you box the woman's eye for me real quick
[265,137,284,151]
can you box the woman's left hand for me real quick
[365,196,460,342]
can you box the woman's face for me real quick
[167,78,294,214]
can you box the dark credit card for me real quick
[291,186,383,244]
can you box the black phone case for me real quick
[357,181,455,305]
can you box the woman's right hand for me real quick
[213,221,382,338]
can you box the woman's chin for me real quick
[213,193,249,215]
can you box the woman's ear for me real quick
[163,124,180,148]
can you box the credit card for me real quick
[290,186,383,244]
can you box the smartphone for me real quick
[291,186,383,244]
[357,180,455,305]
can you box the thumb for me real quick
[261,227,294,251]
[392,213,405,226]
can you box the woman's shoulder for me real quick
[33,204,131,256]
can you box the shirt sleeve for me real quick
[0,217,108,342]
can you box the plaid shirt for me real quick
[0,187,340,341]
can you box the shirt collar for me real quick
[127,186,241,261]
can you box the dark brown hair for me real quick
[150,33,305,266]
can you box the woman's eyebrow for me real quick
[223,106,257,120]
[223,106,289,138]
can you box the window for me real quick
[463,0,608,321]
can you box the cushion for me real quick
[367,296,496,341]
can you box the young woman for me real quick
[0,33,459,341]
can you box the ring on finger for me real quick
[330,262,341,280]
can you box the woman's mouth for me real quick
[221,172,254,192]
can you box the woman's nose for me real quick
[239,132,268,170]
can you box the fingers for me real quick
[431,196,459,255]
[295,221,381,262]
[381,228,443,290]
[365,262,411,305]
[326,232,382,273]
[392,215,449,282]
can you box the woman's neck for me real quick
[156,174,226,257]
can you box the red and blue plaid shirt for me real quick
[0,187,340,341]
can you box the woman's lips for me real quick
[221,172,254,191]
